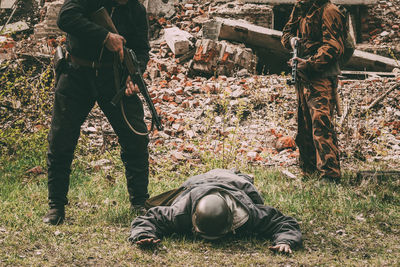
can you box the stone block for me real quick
[143,0,175,19]
[164,27,193,56]
[0,0,16,9]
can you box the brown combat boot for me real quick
[43,207,65,225]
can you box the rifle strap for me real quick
[113,53,149,136]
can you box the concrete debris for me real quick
[219,0,376,4]
[1,0,400,173]
[0,0,17,9]
[203,17,288,72]
[275,136,296,151]
[0,20,29,34]
[209,2,273,28]
[281,170,297,180]
[340,70,398,79]
[204,17,400,72]
[90,159,112,171]
[202,17,282,50]
[190,38,257,76]
[347,49,400,72]
[143,0,175,19]
[34,0,63,38]
[164,26,194,56]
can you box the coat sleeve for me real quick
[250,204,302,249]
[306,5,344,72]
[281,3,302,51]
[132,3,150,72]
[128,196,192,242]
[129,206,177,241]
[57,0,109,46]
[233,177,264,205]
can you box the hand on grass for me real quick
[269,243,292,254]
[136,238,161,248]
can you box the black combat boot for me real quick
[43,206,65,225]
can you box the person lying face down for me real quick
[129,169,302,254]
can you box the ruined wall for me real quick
[34,0,63,38]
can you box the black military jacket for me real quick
[57,0,150,65]
[129,169,302,248]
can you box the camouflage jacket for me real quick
[129,169,302,248]
[281,0,345,78]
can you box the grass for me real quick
[0,129,399,266]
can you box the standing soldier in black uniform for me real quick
[43,0,151,225]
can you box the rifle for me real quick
[286,39,299,86]
[91,7,163,132]
[286,39,342,116]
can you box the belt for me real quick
[70,55,113,69]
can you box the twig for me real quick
[360,82,400,116]
[339,101,349,126]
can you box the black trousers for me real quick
[47,62,149,208]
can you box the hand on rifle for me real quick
[289,57,307,70]
[105,32,126,62]
[125,75,140,96]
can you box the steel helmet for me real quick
[192,193,233,240]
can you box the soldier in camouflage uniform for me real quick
[281,0,345,182]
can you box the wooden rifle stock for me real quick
[91,7,118,34]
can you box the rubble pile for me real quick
[146,0,209,40]
[1,0,400,174]
[190,39,257,76]
[364,0,400,58]
[78,72,400,171]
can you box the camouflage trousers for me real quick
[296,77,341,180]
